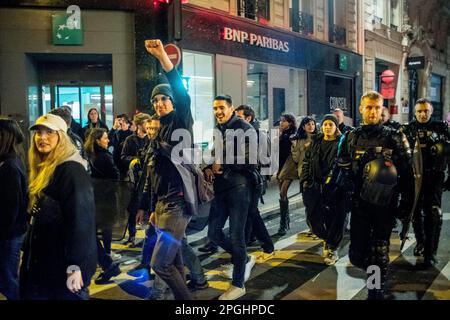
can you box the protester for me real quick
[205,95,258,300]
[21,114,97,300]
[333,108,353,134]
[300,115,345,265]
[0,118,28,300]
[277,113,297,235]
[81,108,109,140]
[144,38,195,300]
[121,112,151,247]
[84,128,122,284]
[109,114,133,178]
[235,105,275,262]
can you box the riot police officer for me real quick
[332,91,413,300]
[402,98,450,268]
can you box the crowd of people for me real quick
[1,39,450,301]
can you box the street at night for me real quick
[1,0,450,310]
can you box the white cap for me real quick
[29,114,68,132]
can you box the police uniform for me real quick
[335,124,413,299]
[401,120,450,266]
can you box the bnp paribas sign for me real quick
[52,5,83,45]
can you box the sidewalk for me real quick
[188,178,304,244]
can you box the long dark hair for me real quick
[295,116,317,140]
[0,117,25,161]
[84,128,108,158]
[280,113,297,133]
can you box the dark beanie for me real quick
[321,114,339,128]
[151,84,174,101]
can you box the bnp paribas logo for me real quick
[52,5,83,46]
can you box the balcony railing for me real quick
[331,24,347,46]
[298,11,314,36]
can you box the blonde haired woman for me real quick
[20,114,97,300]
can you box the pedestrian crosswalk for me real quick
[1,208,448,301]
[85,208,450,301]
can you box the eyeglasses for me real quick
[152,96,171,105]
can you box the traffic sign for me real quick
[164,44,182,67]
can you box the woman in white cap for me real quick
[20,113,97,300]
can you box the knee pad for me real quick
[369,240,390,268]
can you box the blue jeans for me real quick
[150,198,193,300]
[181,238,206,284]
[208,184,251,288]
[0,235,24,300]
[141,225,157,266]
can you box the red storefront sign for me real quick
[380,69,396,99]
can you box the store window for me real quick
[182,51,215,146]
[430,74,443,120]
[247,61,307,129]
[237,0,270,22]
[324,75,353,121]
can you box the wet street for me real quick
[87,192,450,300]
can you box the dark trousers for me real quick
[412,171,444,255]
[0,234,24,300]
[208,185,251,288]
[97,233,114,271]
[303,184,346,249]
[151,197,193,300]
[244,189,274,253]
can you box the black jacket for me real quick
[339,122,354,135]
[121,133,149,171]
[109,129,133,176]
[70,119,83,138]
[81,120,108,141]
[300,134,340,186]
[278,126,296,175]
[149,68,194,202]
[20,155,97,298]
[90,144,120,180]
[212,112,258,193]
[0,156,28,241]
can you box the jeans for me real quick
[150,197,193,300]
[208,184,251,288]
[127,210,137,239]
[0,234,24,300]
[245,189,274,253]
[149,237,205,300]
[181,238,206,284]
[102,229,112,255]
[141,225,157,266]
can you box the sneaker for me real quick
[311,234,320,240]
[422,255,439,269]
[413,243,424,257]
[95,263,121,285]
[218,263,233,280]
[107,252,122,261]
[244,255,256,282]
[218,285,246,300]
[324,248,339,266]
[187,280,209,292]
[255,251,275,263]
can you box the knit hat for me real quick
[151,84,174,102]
[321,114,339,128]
[29,113,68,132]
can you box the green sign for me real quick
[338,54,348,71]
[52,6,83,45]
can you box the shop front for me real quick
[176,4,362,144]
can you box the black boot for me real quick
[423,207,442,268]
[278,199,290,236]
[412,210,425,257]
